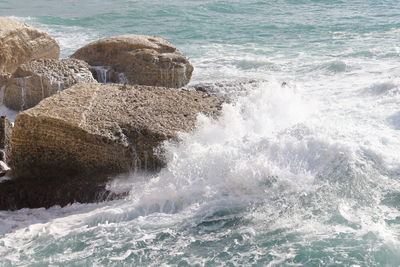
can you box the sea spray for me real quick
[0,86,18,122]
[57,81,62,93]
[92,66,109,84]
[118,72,128,84]
[0,86,5,105]
[16,77,26,111]
[39,76,44,99]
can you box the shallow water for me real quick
[1,0,400,265]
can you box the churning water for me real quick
[1,0,400,265]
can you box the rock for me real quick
[0,116,12,164]
[3,59,97,111]
[0,174,126,210]
[191,79,262,97]
[71,35,193,88]
[0,73,11,88]
[0,17,60,74]
[11,83,224,180]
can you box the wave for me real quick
[1,79,400,265]
[363,81,399,95]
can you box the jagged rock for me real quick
[0,17,60,74]
[0,116,12,164]
[71,35,193,88]
[11,83,224,180]
[3,59,97,111]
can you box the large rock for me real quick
[0,17,60,74]
[3,59,96,111]
[71,35,193,88]
[11,83,224,179]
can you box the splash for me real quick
[0,86,18,121]
[92,66,109,84]
[16,77,27,111]
[118,72,128,84]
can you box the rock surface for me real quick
[0,175,126,210]
[3,59,97,111]
[0,116,12,163]
[71,35,193,88]
[0,73,11,89]
[0,17,60,74]
[11,83,224,180]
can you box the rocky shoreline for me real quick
[0,17,224,210]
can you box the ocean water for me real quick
[1,0,400,265]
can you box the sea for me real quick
[1,0,400,266]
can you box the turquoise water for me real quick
[1,0,400,266]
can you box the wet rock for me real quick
[71,35,193,88]
[89,66,128,84]
[3,59,96,111]
[11,83,224,180]
[0,116,12,164]
[0,73,11,89]
[0,17,60,74]
[0,174,126,210]
[191,79,261,97]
